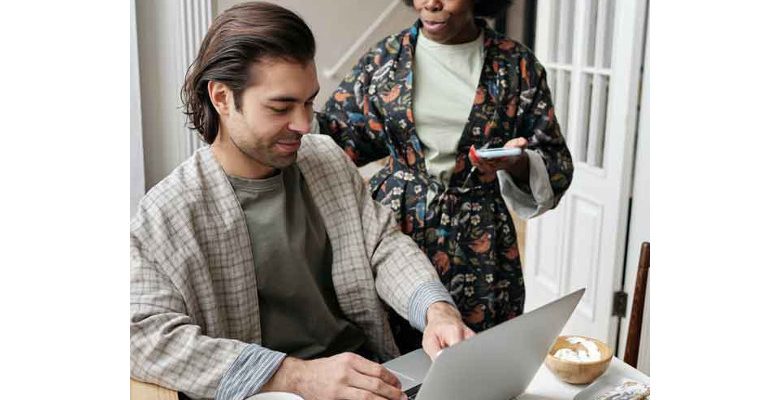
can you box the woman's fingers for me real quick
[504,137,528,148]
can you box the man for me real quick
[130,3,473,400]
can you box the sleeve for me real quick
[130,233,286,400]
[316,46,390,167]
[497,150,555,219]
[500,56,574,217]
[337,149,455,330]
[406,281,457,332]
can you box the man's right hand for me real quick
[262,352,407,400]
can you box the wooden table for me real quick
[517,357,649,399]
[131,357,648,400]
[130,378,177,400]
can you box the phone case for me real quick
[475,148,523,159]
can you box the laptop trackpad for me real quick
[382,349,432,391]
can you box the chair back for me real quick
[623,242,649,368]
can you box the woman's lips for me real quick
[422,19,447,34]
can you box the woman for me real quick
[317,0,573,352]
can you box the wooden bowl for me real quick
[544,335,613,385]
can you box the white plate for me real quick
[573,366,650,400]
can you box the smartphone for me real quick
[475,147,523,159]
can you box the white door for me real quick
[524,0,647,345]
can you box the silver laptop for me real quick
[383,289,585,400]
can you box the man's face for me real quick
[221,59,319,171]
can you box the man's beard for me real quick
[230,135,297,170]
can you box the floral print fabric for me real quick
[318,20,573,335]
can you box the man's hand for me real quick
[262,353,407,400]
[421,302,476,360]
[468,138,530,184]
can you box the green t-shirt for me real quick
[227,165,366,359]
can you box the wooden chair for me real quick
[623,242,649,368]
[130,378,178,400]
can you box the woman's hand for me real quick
[468,138,530,184]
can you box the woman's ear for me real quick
[207,81,233,116]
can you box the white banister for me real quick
[178,0,213,157]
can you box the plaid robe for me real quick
[130,134,445,399]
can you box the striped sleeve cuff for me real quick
[214,344,287,400]
[497,149,555,219]
[408,280,456,332]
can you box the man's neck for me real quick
[211,133,277,179]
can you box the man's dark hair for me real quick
[181,2,316,144]
[401,0,513,19]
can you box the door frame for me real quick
[617,3,650,371]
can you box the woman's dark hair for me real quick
[401,0,513,19]
[182,2,316,144]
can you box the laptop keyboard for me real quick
[405,384,421,399]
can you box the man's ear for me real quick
[207,81,233,116]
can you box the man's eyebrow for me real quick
[267,88,320,103]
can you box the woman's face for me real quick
[413,0,479,44]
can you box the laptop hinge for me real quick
[612,291,628,317]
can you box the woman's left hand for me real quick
[467,137,529,177]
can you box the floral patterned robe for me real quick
[317,20,573,345]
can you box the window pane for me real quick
[547,69,557,100]
[554,70,571,138]
[600,0,615,68]
[587,75,609,167]
[577,74,594,162]
[549,0,560,62]
[585,0,599,67]
[561,0,575,64]
[550,0,575,64]
[585,0,616,69]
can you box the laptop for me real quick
[383,289,585,400]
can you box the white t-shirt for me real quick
[412,30,484,181]
[411,30,555,218]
